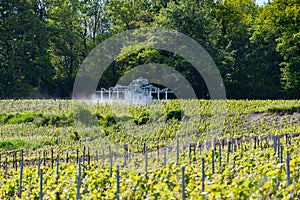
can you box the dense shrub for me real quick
[0,112,73,127]
[0,140,26,150]
[8,112,35,123]
[129,106,150,125]
[0,113,9,123]
[166,109,183,121]
[0,113,36,124]
[133,111,150,125]
[71,131,80,141]
[267,105,300,114]
[35,113,73,127]
[97,112,116,127]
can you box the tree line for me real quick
[0,0,299,99]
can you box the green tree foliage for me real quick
[0,0,54,98]
[47,0,89,97]
[252,0,300,98]
[0,0,299,99]
[272,0,299,97]
[152,0,226,98]
[214,0,281,99]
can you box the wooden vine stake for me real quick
[273,135,277,154]
[163,147,167,168]
[39,169,43,200]
[219,143,222,172]
[188,143,191,159]
[227,141,230,163]
[116,165,120,200]
[51,149,54,168]
[5,155,8,178]
[56,154,60,184]
[83,147,86,174]
[14,151,17,171]
[76,158,81,200]
[38,157,41,177]
[76,149,79,164]
[109,147,113,177]
[88,148,90,166]
[277,137,281,158]
[66,152,69,163]
[202,158,205,194]
[193,144,196,160]
[19,150,24,198]
[280,144,283,173]
[212,149,215,174]
[102,149,105,165]
[145,151,148,177]
[37,156,43,199]
[181,166,185,200]
[124,144,127,166]
[96,150,99,162]
[176,139,179,165]
[286,151,291,187]
[43,150,46,166]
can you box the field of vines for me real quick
[0,99,299,199]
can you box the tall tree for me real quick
[151,0,229,98]
[0,0,53,98]
[251,0,300,98]
[214,0,282,99]
[47,0,89,97]
[81,0,109,46]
